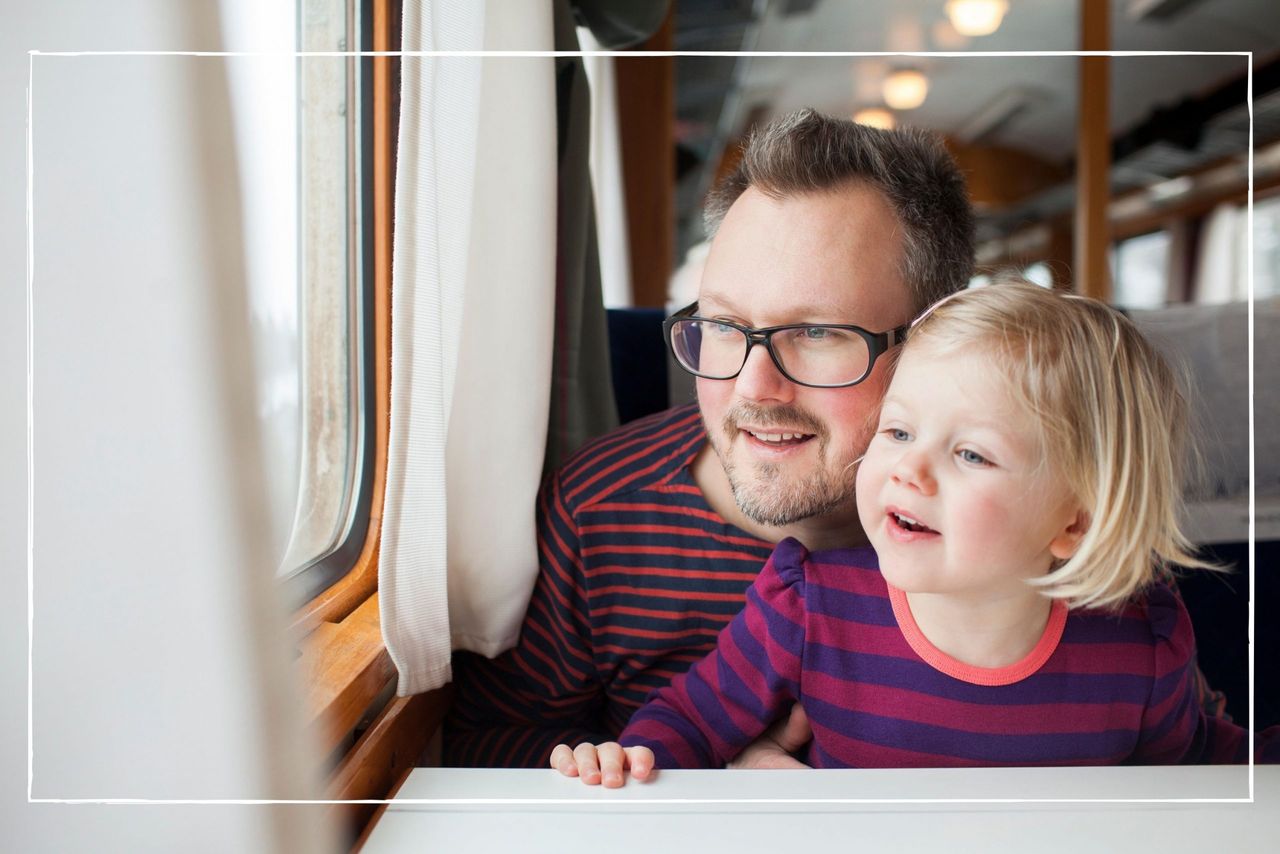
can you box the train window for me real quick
[1022,261,1053,289]
[277,0,376,604]
[1251,194,1280,299]
[1111,229,1172,309]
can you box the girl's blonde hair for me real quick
[907,279,1216,611]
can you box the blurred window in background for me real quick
[1251,194,1280,300]
[1111,229,1171,309]
[1023,261,1053,288]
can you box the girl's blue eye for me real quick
[958,448,989,466]
[888,428,910,442]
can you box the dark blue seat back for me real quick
[607,308,670,425]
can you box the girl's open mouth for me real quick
[890,511,938,534]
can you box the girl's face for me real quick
[855,342,1085,602]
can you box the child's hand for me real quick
[549,742,655,787]
[729,703,812,770]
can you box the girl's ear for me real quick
[1049,509,1090,561]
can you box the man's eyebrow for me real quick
[695,290,734,311]
[697,291,845,322]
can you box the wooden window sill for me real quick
[298,592,396,759]
[296,589,453,848]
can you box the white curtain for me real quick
[380,0,557,695]
[580,27,632,309]
[1192,202,1248,304]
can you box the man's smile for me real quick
[740,427,816,447]
[723,401,827,458]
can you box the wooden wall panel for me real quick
[1075,0,1112,300]
[948,142,1068,210]
[615,12,675,308]
[336,687,454,850]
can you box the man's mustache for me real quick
[722,402,827,439]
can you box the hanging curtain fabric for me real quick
[580,26,632,310]
[1192,203,1247,304]
[380,0,557,694]
[544,0,620,473]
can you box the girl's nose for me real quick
[890,449,937,495]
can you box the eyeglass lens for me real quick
[669,319,872,386]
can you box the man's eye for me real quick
[958,448,990,466]
[708,322,739,337]
[797,327,847,342]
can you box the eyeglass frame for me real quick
[661,301,909,389]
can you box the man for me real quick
[442,108,974,768]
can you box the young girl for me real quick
[551,281,1266,784]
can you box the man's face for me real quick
[696,185,913,528]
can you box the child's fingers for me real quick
[549,744,578,777]
[596,742,626,788]
[625,746,655,781]
[554,742,655,787]
[573,742,603,785]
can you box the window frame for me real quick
[284,0,380,610]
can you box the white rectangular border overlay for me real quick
[28,49,1255,805]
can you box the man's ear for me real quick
[1049,509,1090,561]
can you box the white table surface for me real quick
[361,765,1279,853]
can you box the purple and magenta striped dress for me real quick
[620,537,1252,767]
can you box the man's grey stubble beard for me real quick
[712,403,857,527]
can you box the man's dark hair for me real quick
[705,108,976,316]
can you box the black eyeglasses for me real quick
[662,302,907,389]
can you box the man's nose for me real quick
[890,449,937,496]
[733,342,795,404]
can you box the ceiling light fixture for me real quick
[853,108,896,130]
[883,69,929,110]
[945,0,1009,37]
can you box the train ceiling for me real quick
[670,0,1280,247]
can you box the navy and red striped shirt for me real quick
[443,404,776,767]
[621,538,1263,767]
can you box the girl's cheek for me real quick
[855,446,889,497]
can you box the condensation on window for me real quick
[279,0,362,579]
